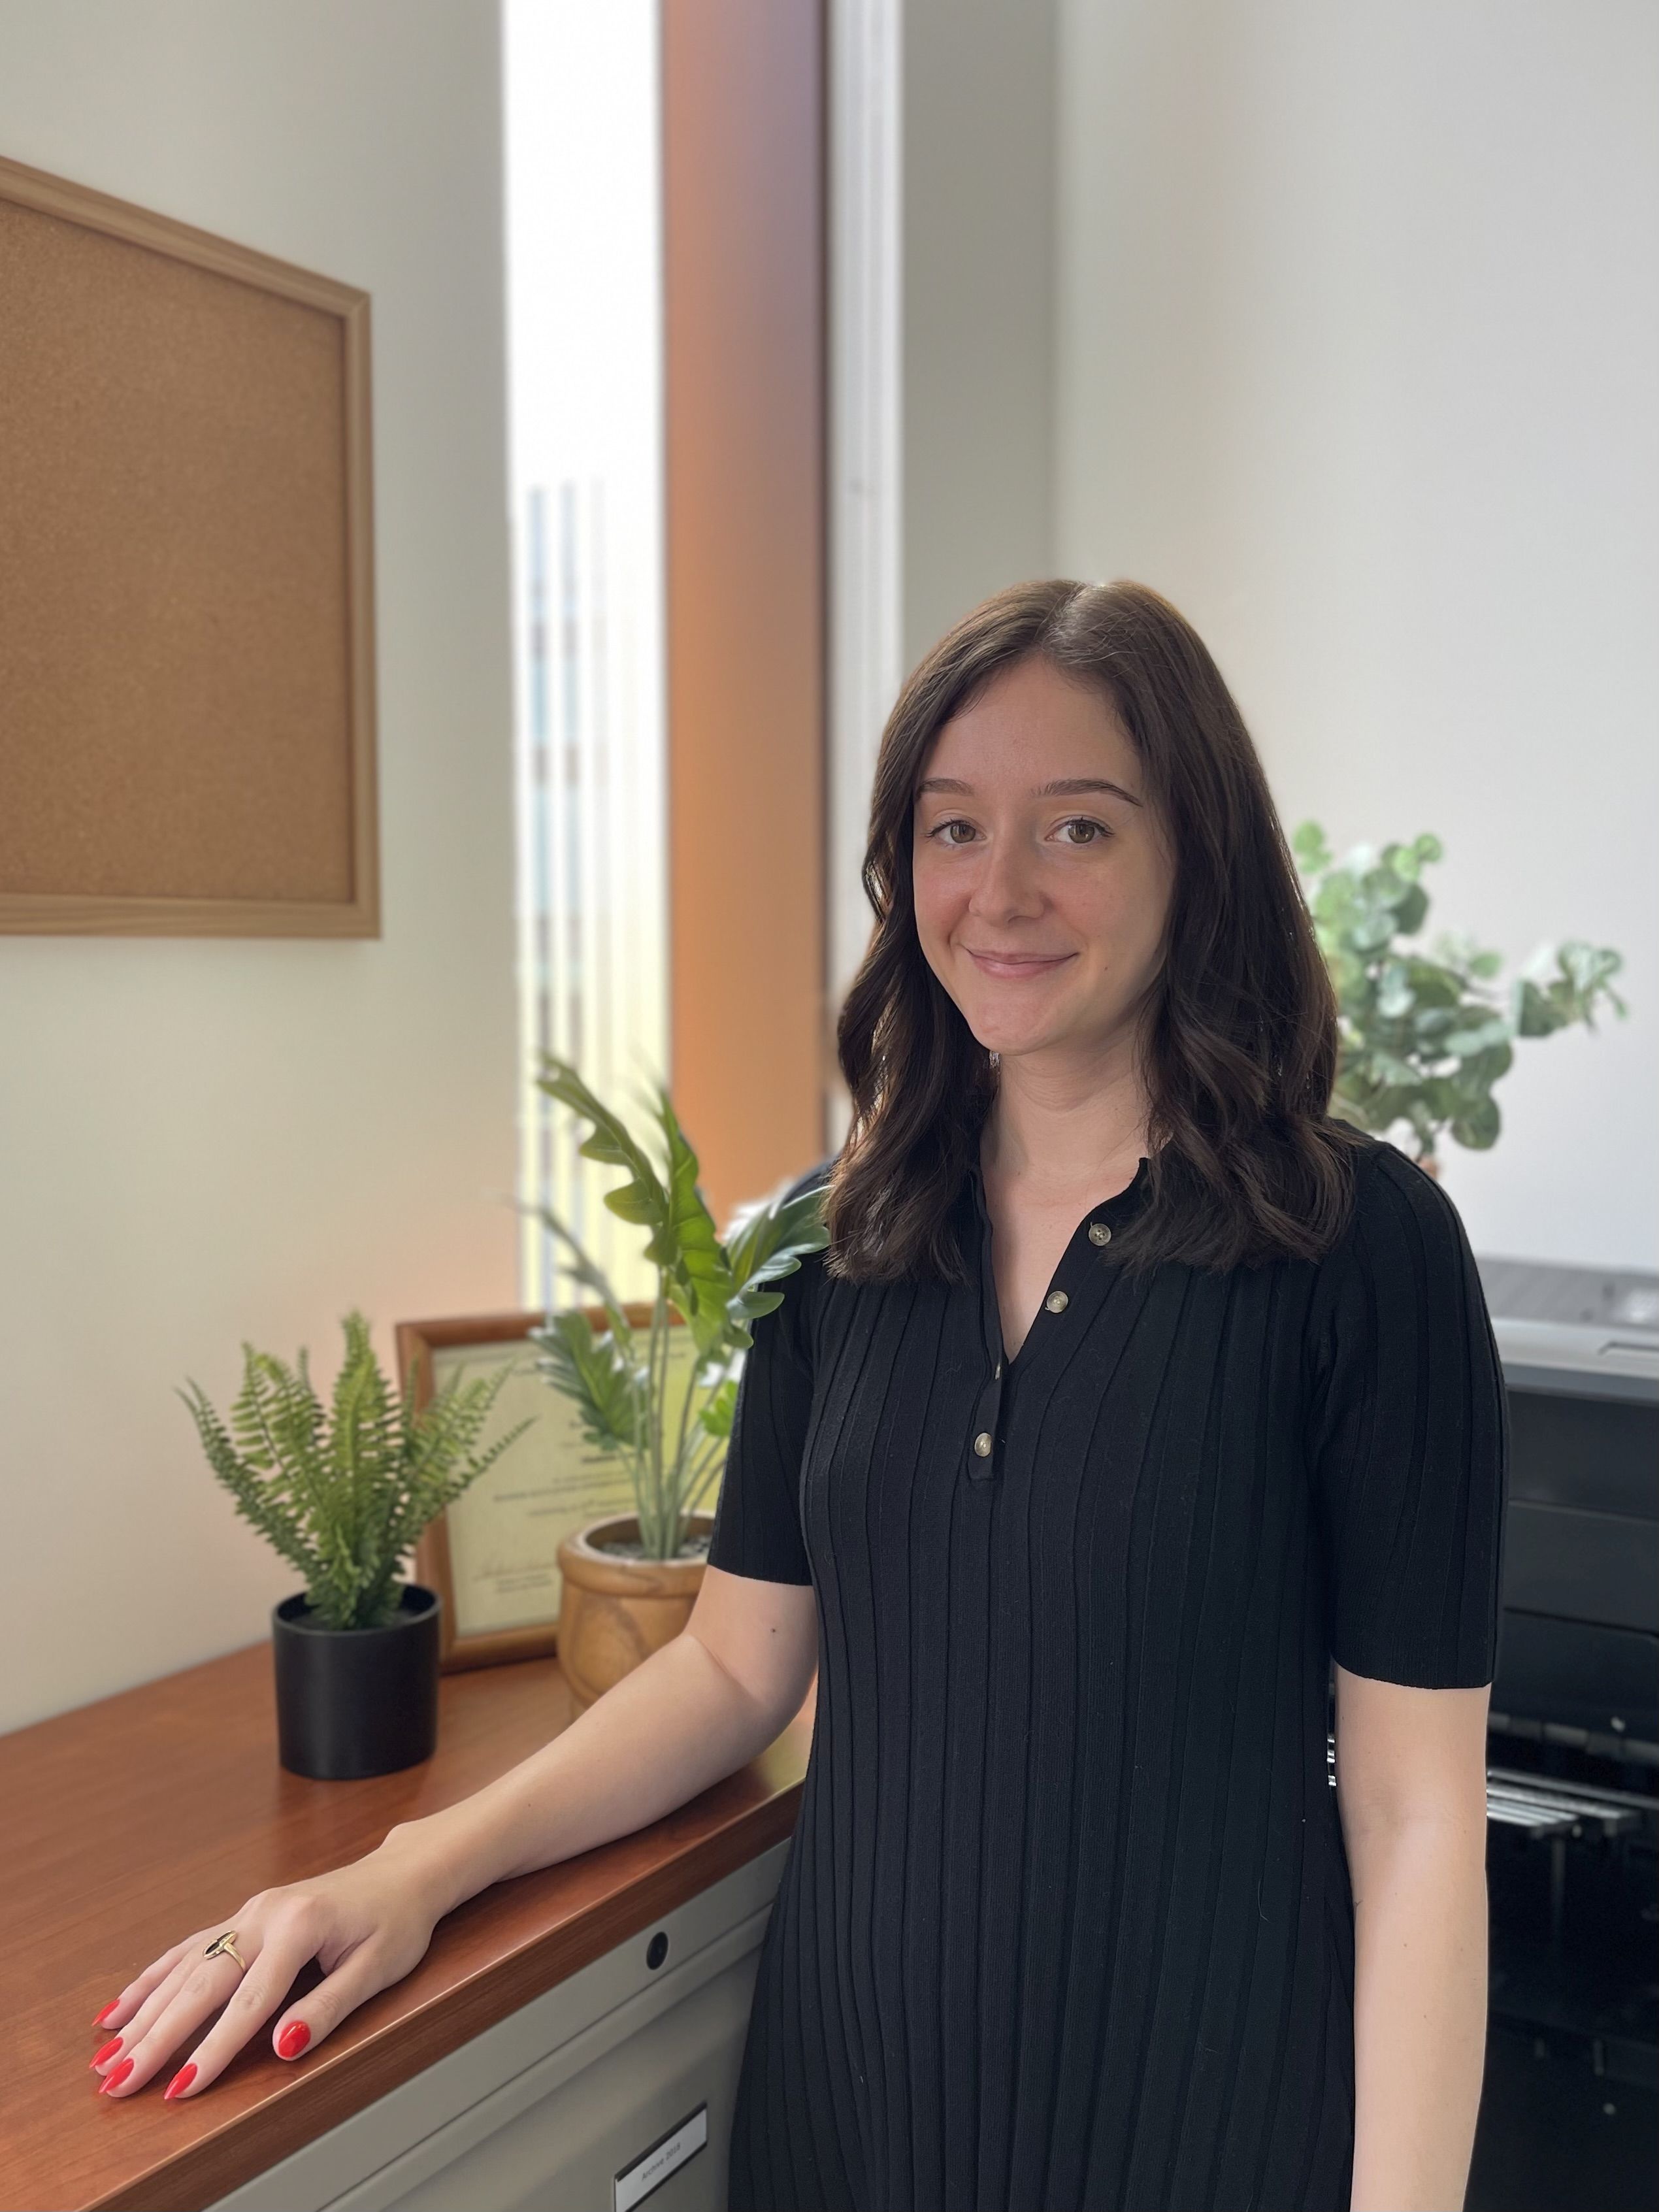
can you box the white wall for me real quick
[902,0,1657,1271]
[0,0,517,1732]
[901,0,1056,672]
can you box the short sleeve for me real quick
[1306,1142,1509,1687]
[705,1176,827,1587]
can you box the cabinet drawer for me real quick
[209,1842,789,2212]
[339,1948,757,2212]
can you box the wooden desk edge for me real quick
[87,1783,803,2212]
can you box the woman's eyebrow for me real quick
[915,774,1143,807]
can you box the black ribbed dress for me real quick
[706,1123,1508,2212]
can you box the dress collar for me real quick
[964,1149,1153,1229]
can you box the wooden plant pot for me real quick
[556,1513,714,1709]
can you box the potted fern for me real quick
[1292,821,1626,1171]
[529,1056,829,1706]
[180,1312,531,1779]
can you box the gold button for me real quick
[973,1431,993,1457]
[1045,1290,1069,1313]
[1088,1222,1112,1246]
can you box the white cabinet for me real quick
[208,1841,787,2212]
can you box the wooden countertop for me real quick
[2,1640,812,2212]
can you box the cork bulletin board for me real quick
[0,152,378,935]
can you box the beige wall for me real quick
[901,0,1056,672]
[1051,0,1657,1271]
[891,0,1657,1272]
[0,0,517,1732]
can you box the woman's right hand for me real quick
[90,1833,443,2103]
[91,1576,816,2104]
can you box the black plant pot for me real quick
[271,1583,441,1780]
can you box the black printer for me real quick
[1464,1257,1658,2212]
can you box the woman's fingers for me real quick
[92,1942,227,2087]
[89,1854,441,2100]
[96,1930,272,2098]
[268,1928,418,2061]
[171,1924,405,2100]
[93,1893,276,2057]
[90,1932,204,2039]
[142,1909,328,2100]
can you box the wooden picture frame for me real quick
[395,1304,702,1674]
[0,152,378,936]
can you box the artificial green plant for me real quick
[529,1054,830,1562]
[1292,821,1626,1164]
[181,1311,533,1630]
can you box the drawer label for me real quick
[615,2103,709,2212]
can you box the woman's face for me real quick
[910,653,1176,1070]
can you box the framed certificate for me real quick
[395,1305,702,1672]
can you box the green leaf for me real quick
[183,1318,536,1630]
[1403,961,1462,1008]
[531,1310,647,1457]
[1450,1096,1502,1149]
[1375,960,1413,1019]
[1370,1051,1421,1089]
[1364,861,1414,910]
[1311,816,1628,1168]
[1511,977,1558,1038]
[1457,1040,1514,1087]
[522,1061,834,1551]
[534,1053,672,1241]
[1350,907,1397,953]
[1559,939,1622,995]
[1392,883,1429,936]
[721,1176,830,1345]
[1291,819,1331,873]
[1442,1015,1512,1057]
[697,1374,739,1441]
[652,1084,736,1356]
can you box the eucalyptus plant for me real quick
[529,1055,830,1562]
[1292,821,1626,1163]
[181,1311,533,1630]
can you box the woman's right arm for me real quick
[385,1565,819,1914]
[91,1566,817,2103]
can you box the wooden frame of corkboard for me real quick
[0,152,378,936]
[397,1304,697,1674]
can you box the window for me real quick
[504,0,668,1310]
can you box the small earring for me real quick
[988,1051,1000,1068]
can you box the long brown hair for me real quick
[823,577,1364,1282]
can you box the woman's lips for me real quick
[965,949,1075,978]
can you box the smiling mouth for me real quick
[964,949,1075,976]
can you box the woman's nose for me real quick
[966,829,1042,921]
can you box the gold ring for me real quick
[204,1930,248,1973]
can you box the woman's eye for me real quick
[923,816,1110,847]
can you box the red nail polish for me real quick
[100,2056,135,2094]
[164,2063,197,2101]
[91,2000,120,2028]
[276,2020,310,2059]
[90,2037,123,2068]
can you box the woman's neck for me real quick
[979,1047,1153,1200]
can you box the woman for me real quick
[89,580,1506,2212]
